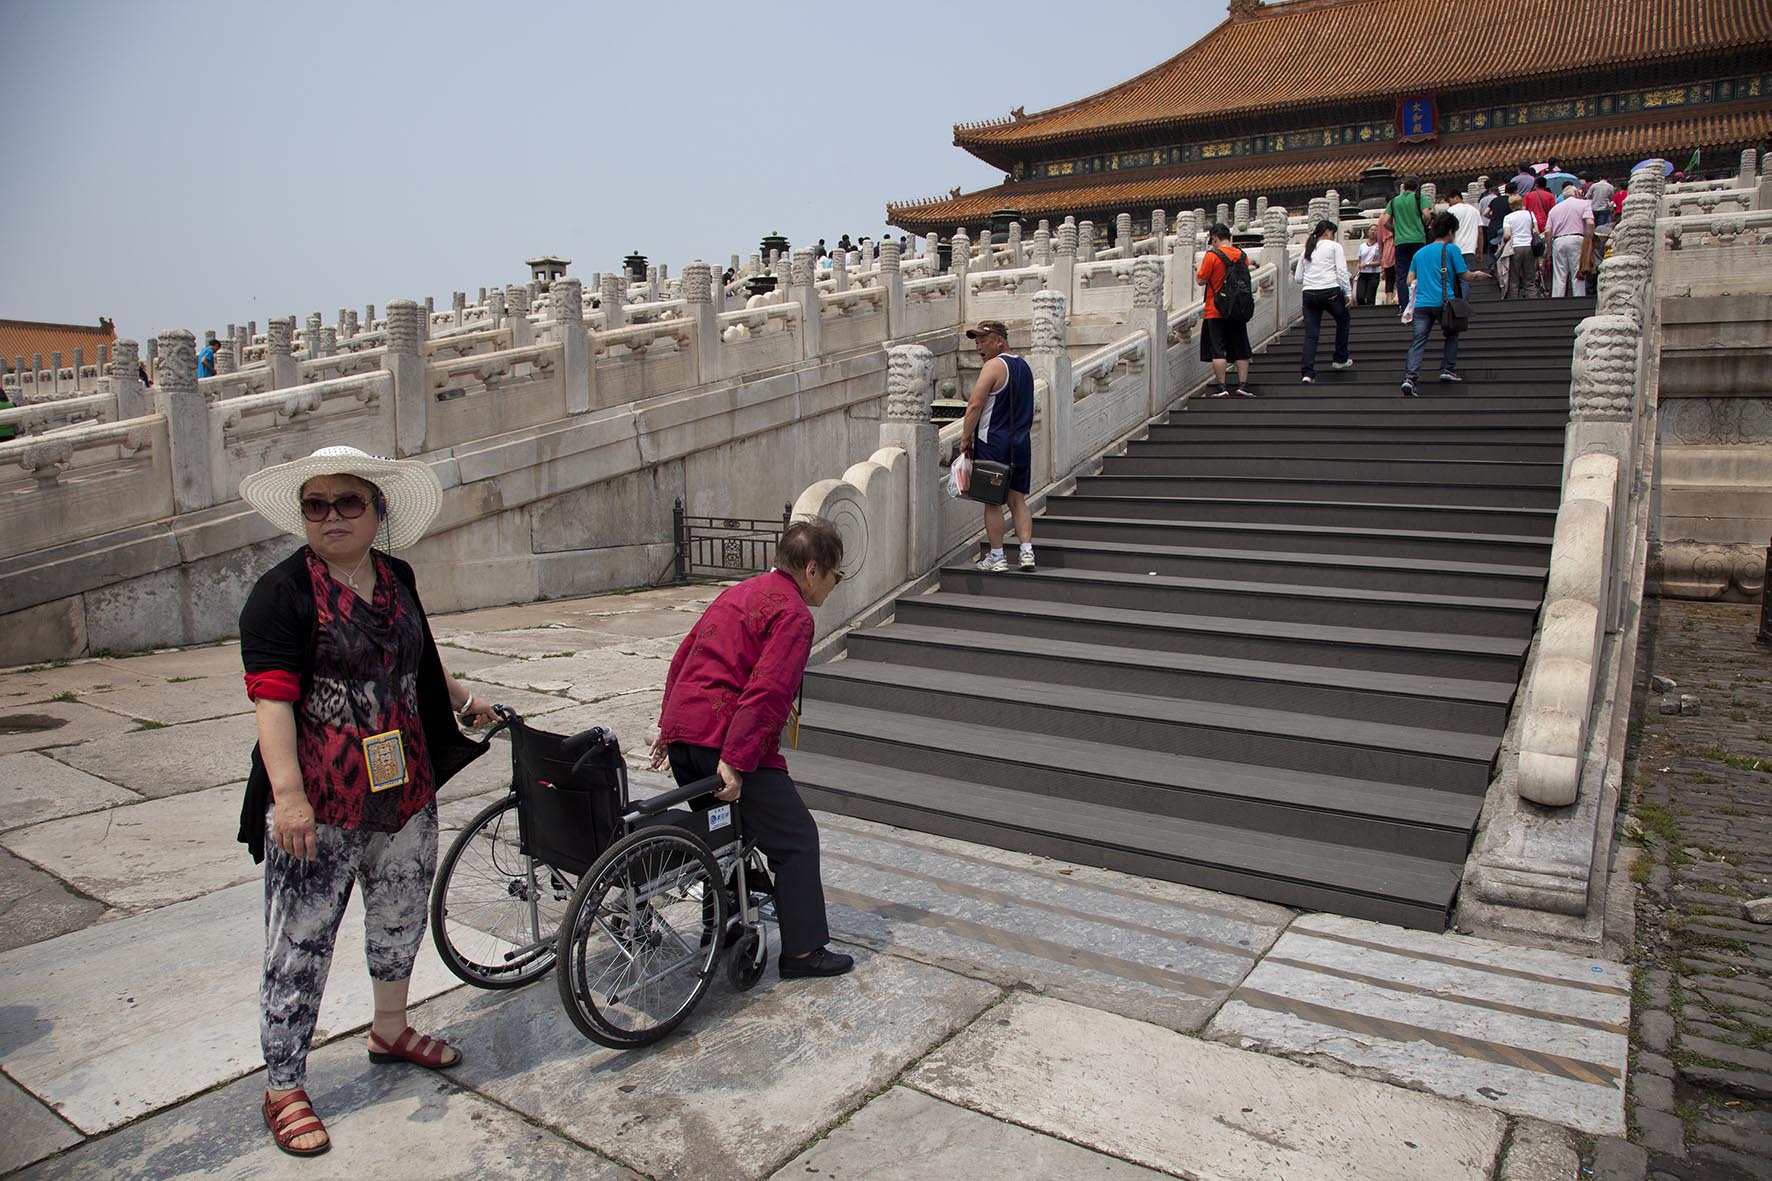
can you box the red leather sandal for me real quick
[263,1089,330,1157]
[366,1026,462,1069]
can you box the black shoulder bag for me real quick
[1440,244,1473,334]
[966,363,1017,507]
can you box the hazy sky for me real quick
[4,0,1220,343]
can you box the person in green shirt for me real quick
[1381,176,1431,304]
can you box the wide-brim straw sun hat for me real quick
[240,445,443,551]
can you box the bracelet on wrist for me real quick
[458,693,475,716]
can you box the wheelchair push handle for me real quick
[626,775,724,819]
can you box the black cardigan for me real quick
[236,547,488,862]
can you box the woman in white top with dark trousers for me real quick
[1295,220,1354,382]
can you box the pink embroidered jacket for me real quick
[658,569,814,773]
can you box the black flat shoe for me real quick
[779,947,855,978]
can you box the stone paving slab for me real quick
[0,702,142,756]
[817,815,1289,1033]
[9,1035,641,1181]
[0,661,159,706]
[0,752,141,832]
[768,1085,1173,1180]
[0,879,463,1133]
[432,643,522,674]
[430,626,627,659]
[411,944,1000,1181]
[469,650,673,702]
[101,644,245,682]
[80,676,252,726]
[2,783,255,913]
[0,847,110,954]
[1204,912,1630,1135]
[0,1060,82,1174]
[51,714,259,798]
[909,992,1508,1181]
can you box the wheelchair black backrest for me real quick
[509,719,624,877]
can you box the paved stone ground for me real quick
[1604,598,1772,1181]
[0,580,1645,1179]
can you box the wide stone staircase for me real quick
[795,284,1596,930]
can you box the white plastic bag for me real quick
[946,453,972,499]
[1399,283,1416,324]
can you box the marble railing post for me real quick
[1233,199,1250,231]
[832,248,849,292]
[486,288,505,330]
[266,318,297,389]
[1007,222,1023,267]
[109,339,147,419]
[950,228,971,323]
[1077,220,1095,262]
[1169,210,1198,308]
[215,338,238,375]
[682,262,721,385]
[386,300,426,456]
[1115,212,1132,257]
[51,352,62,396]
[880,239,905,338]
[318,327,337,358]
[551,277,591,414]
[792,249,820,359]
[1421,182,1438,208]
[1215,203,1230,230]
[506,285,533,347]
[879,343,939,577]
[1262,207,1293,315]
[976,229,994,271]
[154,330,213,512]
[1134,258,1167,416]
[1029,291,1073,478]
[452,291,466,328]
[1032,226,1051,266]
[1053,219,1077,308]
[1150,210,1167,256]
[305,313,323,359]
[1740,149,1758,190]
[144,340,158,385]
[599,274,624,331]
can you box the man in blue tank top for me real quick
[959,319,1036,572]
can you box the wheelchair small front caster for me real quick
[727,928,766,991]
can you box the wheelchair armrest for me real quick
[626,775,724,818]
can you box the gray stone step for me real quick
[1073,473,1559,510]
[893,592,1529,681]
[806,660,1500,791]
[1128,439,1567,463]
[937,564,1540,639]
[791,748,1467,930]
[1167,408,1572,430]
[1101,453,1563,486]
[1173,394,1571,412]
[1143,423,1563,444]
[1059,494,1557,538]
[1035,512,1551,566]
[795,698,1483,858]
[1023,535,1547,599]
[844,623,1515,733]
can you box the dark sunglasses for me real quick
[300,493,371,522]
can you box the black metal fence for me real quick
[669,499,791,584]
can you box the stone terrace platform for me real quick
[0,583,1636,1179]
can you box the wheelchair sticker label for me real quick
[707,804,732,832]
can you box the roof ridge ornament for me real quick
[1227,0,1264,17]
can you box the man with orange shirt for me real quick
[1196,223,1254,397]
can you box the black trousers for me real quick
[667,743,830,957]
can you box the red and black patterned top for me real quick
[243,549,434,831]
[658,568,814,773]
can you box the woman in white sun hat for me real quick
[235,445,495,1157]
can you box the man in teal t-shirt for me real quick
[1383,176,1430,302]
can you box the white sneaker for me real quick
[975,553,1009,573]
[1019,549,1037,572]
[1332,358,1355,370]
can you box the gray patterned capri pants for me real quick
[260,800,437,1089]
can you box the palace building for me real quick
[886,0,1772,234]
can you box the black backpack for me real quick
[1210,247,1254,322]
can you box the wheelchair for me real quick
[429,706,777,1047]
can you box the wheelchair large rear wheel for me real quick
[431,796,572,988]
[555,825,725,1047]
